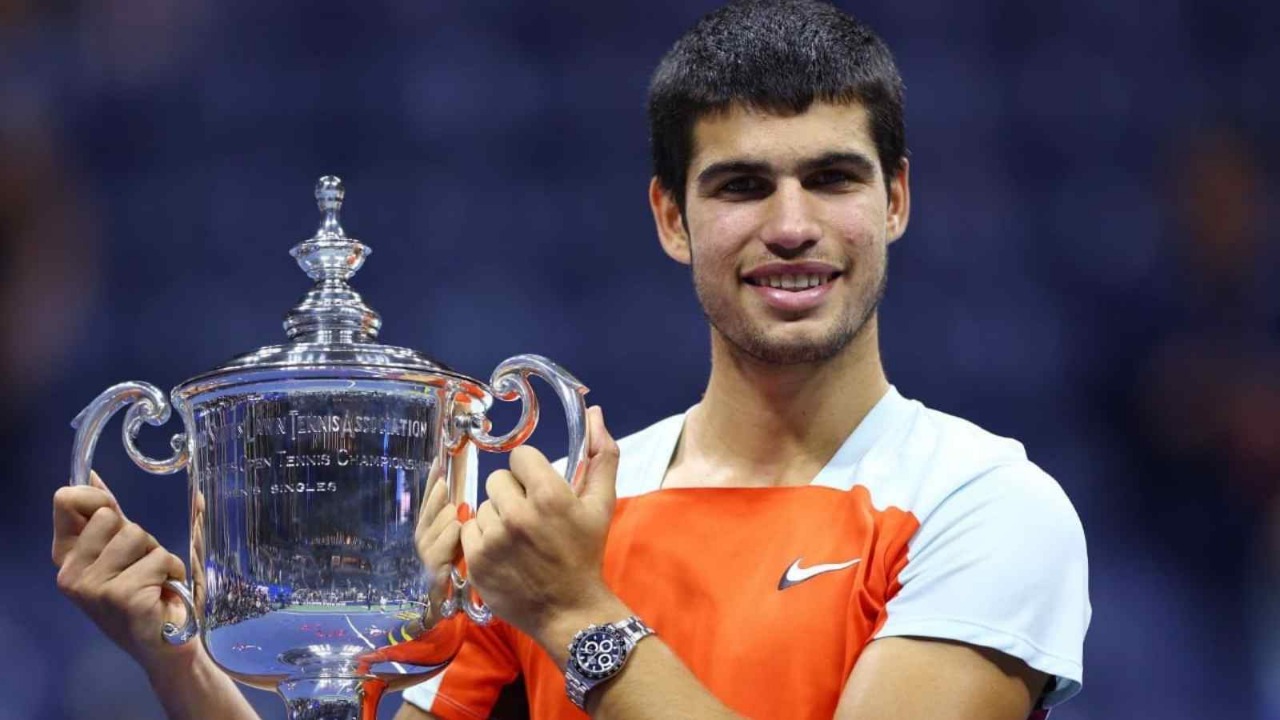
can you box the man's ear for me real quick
[650,177,691,265]
[885,158,911,244]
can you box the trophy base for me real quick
[278,677,386,720]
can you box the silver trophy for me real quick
[68,177,588,719]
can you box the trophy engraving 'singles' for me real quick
[68,177,591,720]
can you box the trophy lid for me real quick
[174,176,479,399]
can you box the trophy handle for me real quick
[451,354,589,624]
[70,381,198,645]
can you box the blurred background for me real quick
[2,0,1278,718]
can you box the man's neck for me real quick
[667,319,890,488]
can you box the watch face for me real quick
[572,627,626,680]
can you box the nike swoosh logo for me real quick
[777,557,861,590]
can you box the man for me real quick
[52,1,1089,718]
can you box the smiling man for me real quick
[400,1,1090,719]
[50,1,1088,719]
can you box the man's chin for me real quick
[730,331,853,366]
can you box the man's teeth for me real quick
[757,274,831,290]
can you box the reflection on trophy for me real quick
[68,177,589,719]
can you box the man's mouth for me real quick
[743,272,840,291]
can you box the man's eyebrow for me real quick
[694,151,878,187]
[695,159,772,186]
[800,151,877,177]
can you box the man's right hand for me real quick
[51,471,449,720]
[52,471,193,673]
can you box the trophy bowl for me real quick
[68,177,588,719]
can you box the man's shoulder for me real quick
[864,394,1073,524]
[899,399,1030,470]
[875,399,1090,708]
[918,402,1068,504]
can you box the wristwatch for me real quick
[564,616,654,710]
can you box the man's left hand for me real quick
[461,406,621,645]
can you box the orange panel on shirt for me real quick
[432,483,919,720]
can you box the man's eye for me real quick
[807,169,853,187]
[720,177,767,194]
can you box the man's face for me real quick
[654,101,909,365]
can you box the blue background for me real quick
[2,1,1278,718]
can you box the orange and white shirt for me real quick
[404,387,1090,719]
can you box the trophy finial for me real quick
[285,175,381,343]
[315,175,345,237]
[296,175,363,275]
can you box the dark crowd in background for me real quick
[1,1,1277,718]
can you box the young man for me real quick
[52,2,1088,719]
[399,1,1089,718]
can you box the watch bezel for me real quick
[568,624,630,681]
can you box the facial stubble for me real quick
[691,246,888,366]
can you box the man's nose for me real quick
[761,179,820,255]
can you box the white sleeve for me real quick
[873,462,1091,706]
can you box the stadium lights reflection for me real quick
[303,643,367,660]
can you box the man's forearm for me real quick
[587,636,744,720]
[537,596,744,720]
[146,644,261,720]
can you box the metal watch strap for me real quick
[565,671,592,711]
[615,616,653,645]
[565,616,654,710]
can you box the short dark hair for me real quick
[647,0,907,211]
